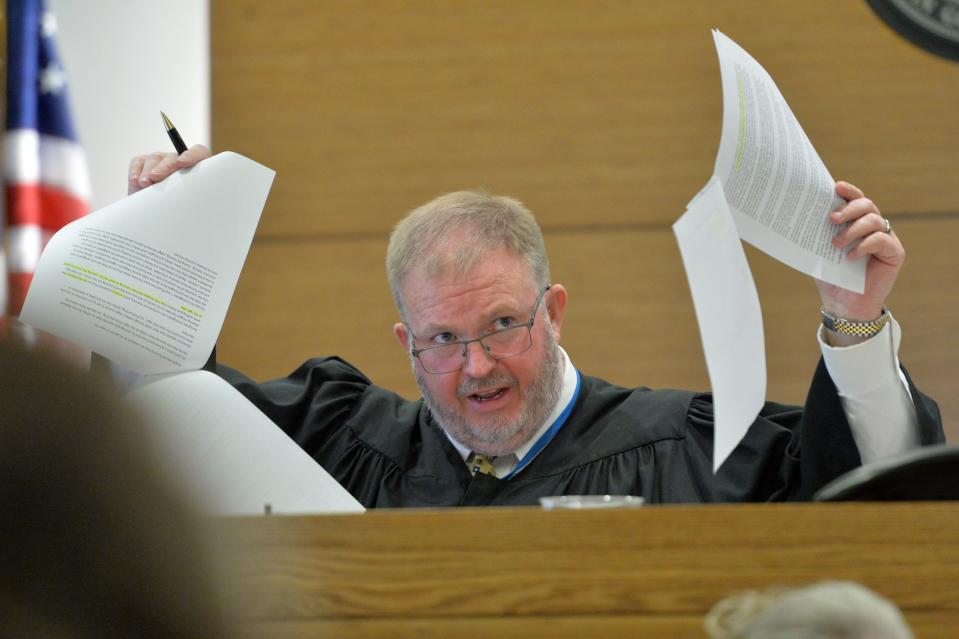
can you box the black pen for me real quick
[161,111,188,155]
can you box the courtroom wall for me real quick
[51,0,209,210]
[211,1,959,440]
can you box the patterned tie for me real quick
[468,452,497,478]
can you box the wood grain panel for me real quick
[238,612,954,639]
[219,504,959,637]
[218,216,958,441]
[212,0,959,238]
[238,615,705,639]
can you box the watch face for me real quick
[866,0,959,62]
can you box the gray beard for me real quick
[416,327,565,456]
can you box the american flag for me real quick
[4,0,90,317]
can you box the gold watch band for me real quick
[820,307,890,338]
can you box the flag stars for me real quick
[40,10,58,38]
[39,64,66,94]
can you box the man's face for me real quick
[394,248,567,456]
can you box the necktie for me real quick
[468,452,497,478]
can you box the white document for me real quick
[20,151,363,515]
[125,371,365,515]
[20,152,275,375]
[674,178,767,472]
[712,30,865,293]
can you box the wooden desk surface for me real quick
[218,502,959,638]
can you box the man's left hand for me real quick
[815,181,905,326]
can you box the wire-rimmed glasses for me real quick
[408,285,550,374]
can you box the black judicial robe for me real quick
[217,357,943,507]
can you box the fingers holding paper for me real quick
[815,181,905,324]
[128,144,212,195]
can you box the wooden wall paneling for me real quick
[239,613,954,639]
[238,616,705,639]
[213,0,959,440]
[212,0,959,238]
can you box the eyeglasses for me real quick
[408,285,551,374]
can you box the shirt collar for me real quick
[445,347,577,462]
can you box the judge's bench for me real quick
[218,502,959,638]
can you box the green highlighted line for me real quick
[63,262,166,305]
[180,305,203,319]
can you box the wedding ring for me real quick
[883,218,892,234]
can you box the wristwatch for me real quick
[820,307,890,338]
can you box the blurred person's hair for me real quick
[0,341,231,638]
[704,580,914,639]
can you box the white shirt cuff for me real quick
[817,313,919,463]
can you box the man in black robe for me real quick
[131,148,943,507]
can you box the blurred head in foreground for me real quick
[0,342,230,638]
[705,580,914,639]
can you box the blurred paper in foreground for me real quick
[126,371,365,515]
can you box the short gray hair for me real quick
[704,581,914,639]
[386,190,550,318]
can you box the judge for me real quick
[129,147,942,507]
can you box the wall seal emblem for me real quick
[867,0,959,62]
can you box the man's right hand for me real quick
[127,144,212,195]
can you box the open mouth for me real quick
[468,387,509,403]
